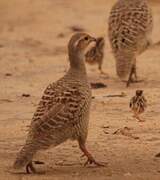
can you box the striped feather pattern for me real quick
[130,94,147,114]
[108,0,153,80]
[13,33,93,170]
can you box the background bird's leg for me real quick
[98,63,104,74]
[132,63,144,83]
[98,61,108,77]
[126,66,134,87]
[78,140,104,166]
[98,60,105,74]
[26,161,36,174]
[127,64,144,86]
[133,64,137,80]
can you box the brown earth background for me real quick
[0,0,160,179]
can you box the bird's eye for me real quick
[84,36,89,41]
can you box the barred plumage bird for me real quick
[108,0,153,86]
[13,33,102,173]
[130,90,147,122]
[85,37,105,74]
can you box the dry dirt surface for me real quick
[0,0,160,180]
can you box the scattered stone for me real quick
[103,92,127,98]
[22,93,31,97]
[113,127,139,140]
[0,99,13,103]
[34,161,45,164]
[55,160,64,166]
[5,73,12,76]
[155,153,160,158]
[57,33,65,38]
[124,172,132,177]
[103,131,109,134]
[102,125,110,129]
[69,25,85,32]
[90,82,107,89]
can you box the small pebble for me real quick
[22,93,31,97]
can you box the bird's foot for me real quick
[133,115,145,122]
[83,155,105,167]
[131,79,144,83]
[26,161,45,174]
[79,143,105,167]
[26,161,36,174]
[126,78,144,87]
[99,70,109,79]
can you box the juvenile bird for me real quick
[108,0,153,86]
[130,90,147,122]
[85,37,105,74]
[13,33,102,174]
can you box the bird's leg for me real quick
[133,113,145,122]
[126,65,144,87]
[99,65,105,75]
[99,68,106,75]
[132,64,144,83]
[126,66,134,87]
[26,161,36,174]
[98,63,109,77]
[78,140,104,167]
[133,64,137,80]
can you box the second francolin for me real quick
[85,37,105,74]
[108,0,153,86]
[13,33,102,173]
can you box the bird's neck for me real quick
[68,52,87,77]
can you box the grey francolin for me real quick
[108,0,153,86]
[85,37,105,74]
[13,33,102,173]
[130,90,147,122]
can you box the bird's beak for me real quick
[89,37,97,43]
[84,38,97,55]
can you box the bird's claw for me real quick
[26,162,36,174]
[84,156,105,167]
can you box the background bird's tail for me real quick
[114,52,135,81]
[13,143,37,170]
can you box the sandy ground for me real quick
[0,0,160,179]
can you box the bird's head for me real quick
[136,90,143,96]
[68,33,97,61]
[85,36,105,62]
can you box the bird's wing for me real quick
[29,83,87,135]
[142,96,147,108]
[31,83,58,124]
[129,97,134,108]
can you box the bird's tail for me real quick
[13,143,37,170]
[114,51,135,81]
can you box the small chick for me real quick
[85,37,105,74]
[130,90,147,122]
[13,33,102,174]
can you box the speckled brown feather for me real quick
[13,33,93,170]
[130,92,147,115]
[108,0,153,81]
